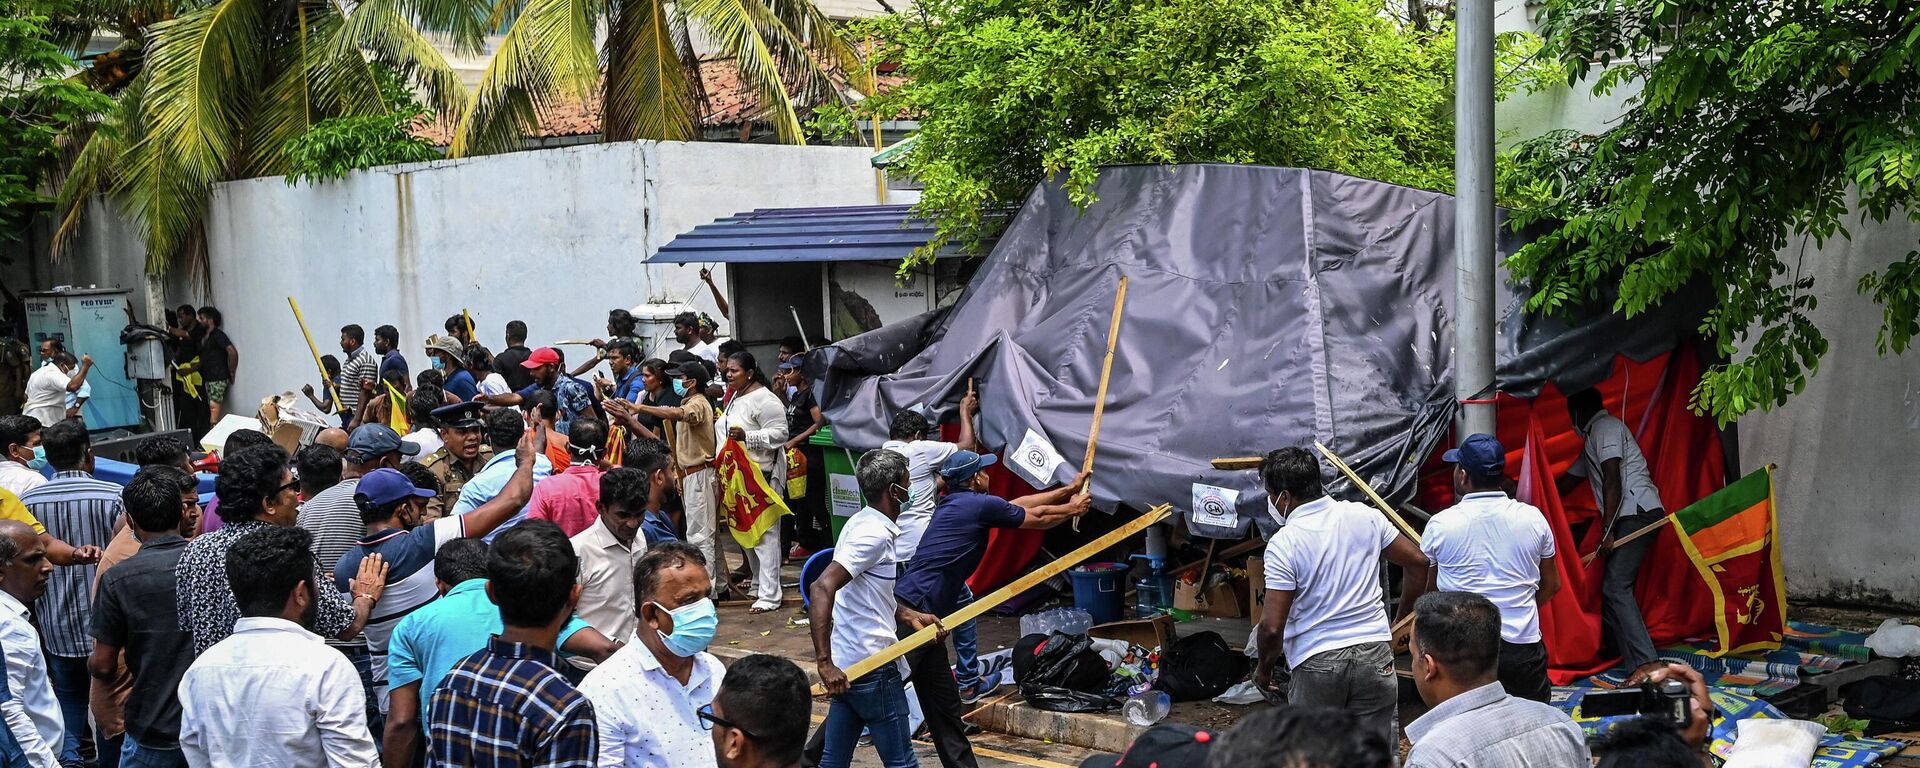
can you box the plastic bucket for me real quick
[1067,562,1129,625]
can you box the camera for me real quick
[1580,679,1693,727]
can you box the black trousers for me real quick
[802,627,979,768]
[1497,639,1552,703]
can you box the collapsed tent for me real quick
[809,163,1708,528]
[806,163,1744,679]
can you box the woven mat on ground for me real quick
[1553,686,1905,767]
[1582,621,1870,695]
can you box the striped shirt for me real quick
[338,347,376,414]
[428,638,596,767]
[296,478,364,576]
[25,470,124,657]
[331,514,466,713]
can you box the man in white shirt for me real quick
[568,467,650,670]
[876,398,983,697]
[807,450,941,768]
[0,417,48,498]
[22,341,90,429]
[0,519,63,768]
[578,541,724,767]
[1424,434,1560,702]
[178,525,383,768]
[1251,447,1429,743]
[1557,388,1666,676]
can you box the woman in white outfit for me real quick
[720,351,789,613]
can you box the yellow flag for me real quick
[385,380,411,434]
[716,440,790,549]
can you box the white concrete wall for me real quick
[203,140,884,409]
[1493,0,1920,606]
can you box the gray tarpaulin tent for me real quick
[806,164,1705,536]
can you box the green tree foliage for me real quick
[51,0,475,272]
[284,65,440,184]
[1503,0,1920,424]
[841,0,1546,269]
[0,0,111,241]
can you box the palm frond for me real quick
[448,0,598,156]
[331,0,470,116]
[51,79,143,260]
[682,0,804,143]
[764,0,868,96]
[601,0,696,142]
[123,0,266,269]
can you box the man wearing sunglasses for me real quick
[705,654,809,768]
[578,540,723,766]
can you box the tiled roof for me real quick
[413,57,907,145]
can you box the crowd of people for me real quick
[0,293,1717,768]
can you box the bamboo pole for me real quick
[1312,440,1421,543]
[1075,275,1129,530]
[288,298,347,416]
[1580,516,1672,566]
[812,503,1173,696]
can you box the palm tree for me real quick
[52,0,478,271]
[449,0,869,156]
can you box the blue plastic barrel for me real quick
[1066,562,1129,625]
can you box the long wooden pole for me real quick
[1313,440,1421,543]
[1580,516,1672,565]
[288,298,347,416]
[812,503,1173,696]
[1075,275,1129,530]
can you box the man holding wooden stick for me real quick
[1557,388,1666,677]
[808,449,943,768]
[1252,447,1429,743]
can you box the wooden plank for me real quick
[1313,440,1421,544]
[812,503,1174,696]
[1210,456,1264,470]
[1075,275,1129,532]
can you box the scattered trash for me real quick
[1867,619,1920,658]
[1123,690,1171,726]
[1212,680,1266,705]
[1021,607,1094,638]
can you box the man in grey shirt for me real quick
[1405,592,1590,768]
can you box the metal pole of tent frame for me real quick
[1454,0,1497,437]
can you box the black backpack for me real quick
[1152,631,1250,702]
[1013,632,1118,713]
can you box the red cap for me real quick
[523,347,561,369]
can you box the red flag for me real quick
[1517,416,1613,683]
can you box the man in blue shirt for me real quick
[892,451,1089,768]
[380,540,616,768]
[478,348,597,435]
[424,335,477,402]
[448,409,552,541]
[374,325,409,382]
[595,341,645,404]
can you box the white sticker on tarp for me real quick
[1007,428,1068,487]
[1191,483,1241,528]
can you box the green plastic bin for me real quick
[810,425,862,542]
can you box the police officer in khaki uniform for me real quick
[418,400,493,518]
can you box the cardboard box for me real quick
[1172,579,1206,612]
[1202,582,1244,618]
[1089,615,1175,650]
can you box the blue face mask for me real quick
[431,357,447,371]
[23,446,46,472]
[672,379,689,397]
[652,598,718,656]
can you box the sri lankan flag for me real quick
[384,380,411,434]
[1672,467,1786,656]
[716,440,791,549]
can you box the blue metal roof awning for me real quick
[648,204,998,264]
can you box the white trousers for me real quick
[682,468,720,593]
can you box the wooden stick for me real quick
[1580,516,1673,565]
[287,297,347,416]
[1313,440,1421,544]
[961,689,1021,722]
[1168,538,1265,579]
[812,503,1173,696]
[1211,456,1264,470]
[463,309,476,343]
[1075,275,1129,531]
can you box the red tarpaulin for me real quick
[1418,347,1728,681]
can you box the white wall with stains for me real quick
[202,140,884,410]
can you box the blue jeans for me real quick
[119,739,186,768]
[952,586,980,691]
[43,654,91,768]
[819,665,918,768]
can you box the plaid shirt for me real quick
[428,637,596,767]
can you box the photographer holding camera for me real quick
[1594,664,1716,767]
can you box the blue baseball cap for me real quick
[937,450,999,484]
[355,468,436,507]
[346,424,418,462]
[1443,433,1506,477]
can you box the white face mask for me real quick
[1268,495,1288,527]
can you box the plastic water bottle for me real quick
[1123,690,1171,726]
[1134,574,1161,618]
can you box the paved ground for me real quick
[810,699,1104,768]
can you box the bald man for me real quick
[315,429,350,453]
[0,518,61,766]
